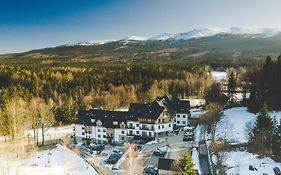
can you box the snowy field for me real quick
[0,144,98,175]
[0,125,73,142]
[222,150,281,175]
[211,71,227,81]
[216,107,281,144]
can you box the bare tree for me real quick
[122,143,143,175]
[199,103,222,143]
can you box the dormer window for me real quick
[113,121,118,125]
[96,120,102,126]
[91,119,95,123]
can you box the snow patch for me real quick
[222,150,281,175]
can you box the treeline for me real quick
[246,55,281,112]
[0,63,213,128]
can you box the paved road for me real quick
[197,125,212,175]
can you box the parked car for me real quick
[91,144,105,151]
[183,126,194,132]
[144,165,158,175]
[183,133,194,141]
[135,144,143,151]
[106,153,122,164]
[172,128,180,135]
[112,149,122,155]
[184,131,194,136]
[152,149,165,157]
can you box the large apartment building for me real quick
[74,95,190,145]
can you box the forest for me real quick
[246,55,281,112]
[0,62,214,142]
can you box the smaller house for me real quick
[158,158,177,175]
[186,98,206,108]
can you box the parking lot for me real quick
[141,128,194,170]
[75,127,196,175]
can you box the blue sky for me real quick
[0,0,281,53]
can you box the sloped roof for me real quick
[128,102,165,120]
[158,158,177,171]
[75,109,130,128]
[154,94,190,114]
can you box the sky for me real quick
[0,0,281,54]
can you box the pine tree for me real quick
[251,103,273,154]
[227,71,236,101]
[271,115,280,157]
[177,150,196,175]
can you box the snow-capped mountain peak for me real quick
[123,35,148,41]
[149,27,281,41]
[67,39,115,46]
[66,27,281,47]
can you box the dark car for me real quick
[183,133,194,141]
[144,165,158,175]
[106,152,123,164]
[152,149,165,157]
[106,154,122,164]
[91,144,105,151]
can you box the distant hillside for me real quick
[1,33,281,65]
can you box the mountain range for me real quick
[1,27,281,65]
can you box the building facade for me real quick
[74,95,190,145]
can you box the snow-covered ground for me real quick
[216,107,281,144]
[0,125,73,142]
[192,147,201,174]
[211,71,227,81]
[0,144,99,175]
[222,150,281,175]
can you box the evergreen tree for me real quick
[251,103,273,154]
[271,115,280,158]
[227,71,236,100]
[177,150,196,175]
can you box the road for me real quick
[197,124,212,175]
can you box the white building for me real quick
[74,95,191,145]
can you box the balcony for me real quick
[140,126,154,131]
[127,125,135,129]
[127,132,135,136]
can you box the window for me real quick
[177,121,180,124]
[136,124,139,127]
[121,131,125,134]
[162,125,164,128]
[98,129,101,132]
[174,118,176,122]
[98,135,101,138]
[88,131,91,134]
[169,124,171,127]
[136,131,139,134]
[158,119,161,123]
[82,127,85,130]
[103,135,106,138]
[162,119,165,122]
[183,115,186,118]
[121,137,125,141]
[113,121,118,125]
[82,132,85,135]
[177,115,180,118]
[103,129,106,132]
[158,125,160,129]
[183,121,186,124]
